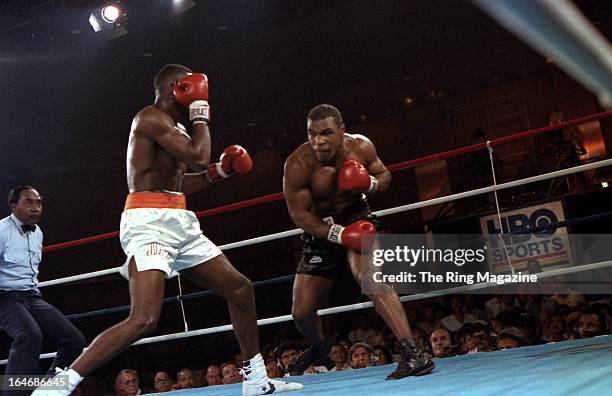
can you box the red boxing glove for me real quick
[327,220,376,252]
[173,73,210,124]
[338,160,378,193]
[207,145,253,181]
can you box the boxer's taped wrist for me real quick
[189,100,210,124]
[327,224,344,245]
[215,162,230,179]
[368,176,379,193]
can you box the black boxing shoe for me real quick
[286,340,332,375]
[386,339,435,380]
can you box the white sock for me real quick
[63,368,84,392]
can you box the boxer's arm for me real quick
[181,171,213,195]
[355,135,391,193]
[135,108,211,172]
[283,158,331,238]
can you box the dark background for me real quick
[1,0,611,379]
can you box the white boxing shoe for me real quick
[31,367,82,396]
[242,377,304,395]
[241,353,303,395]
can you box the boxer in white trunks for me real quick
[33,64,302,396]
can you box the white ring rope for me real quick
[5,259,611,364]
[36,156,612,288]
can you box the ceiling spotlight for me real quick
[170,0,196,17]
[89,2,127,38]
[101,5,121,23]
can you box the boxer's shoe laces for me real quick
[386,339,435,380]
[241,353,304,395]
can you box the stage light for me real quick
[89,2,127,38]
[602,181,609,188]
[101,5,121,23]
[170,0,196,17]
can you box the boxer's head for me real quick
[153,64,193,123]
[154,64,192,99]
[8,186,42,225]
[307,104,345,163]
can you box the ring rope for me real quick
[40,110,612,254]
[61,208,612,322]
[6,259,611,365]
[37,157,612,288]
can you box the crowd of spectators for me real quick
[70,292,610,395]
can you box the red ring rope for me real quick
[42,109,612,253]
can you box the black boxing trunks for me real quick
[297,195,378,277]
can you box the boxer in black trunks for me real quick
[283,104,434,380]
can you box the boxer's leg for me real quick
[70,259,165,376]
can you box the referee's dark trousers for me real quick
[0,290,86,396]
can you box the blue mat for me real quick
[151,335,612,395]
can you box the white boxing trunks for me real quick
[119,191,222,279]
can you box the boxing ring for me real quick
[151,336,612,396]
[1,108,611,396]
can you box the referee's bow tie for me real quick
[22,224,35,233]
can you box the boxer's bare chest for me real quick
[308,149,366,213]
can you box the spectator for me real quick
[372,345,393,366]
[276,342,299,374]
[221,362,243,384]
[577,310,607,339]
[496,328,524,349]
[266,362,283,379]
[441,295,477,332]
[544,313,568,342]
[192,368,206,388]
[429,328,454,358]
[349,342,374,369]
[518,312,545,346]
[114,369,141,396]
[174,368,196,390]
[329,343,351,372]
[152,371,173,393]
[470,322,495,352]
[205,364,223,386]
[348,313,377,343]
